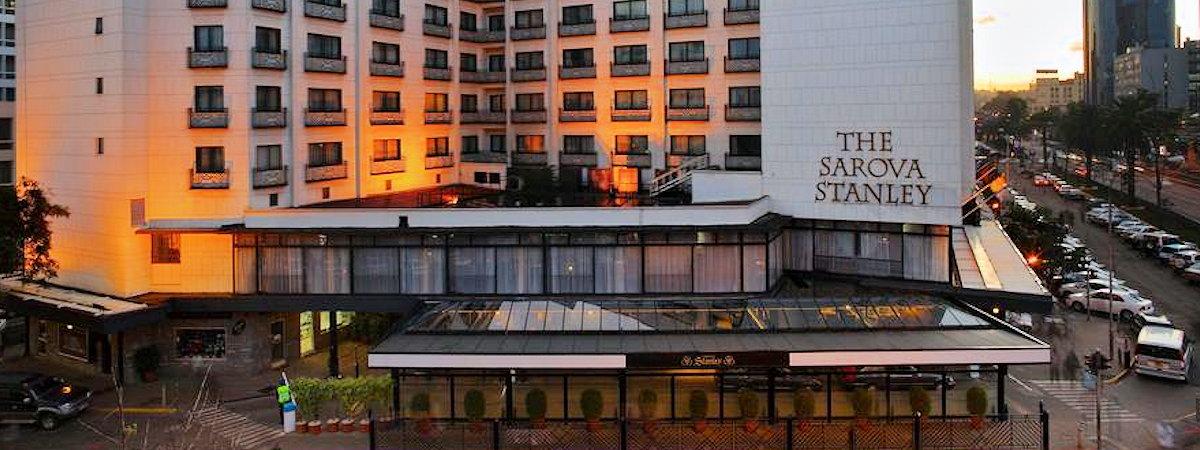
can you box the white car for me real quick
[1065,289,1154,321]
[1169,251,1200,271]
[1157,243,1198,262]
[1183,264,1200,284]
[1058,279,1138,298]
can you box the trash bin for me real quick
[282,401,296,433]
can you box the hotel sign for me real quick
[814,131,934,206]
[627,352,788,369]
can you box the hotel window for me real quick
[461,94,478,112]
[730,135,761,156]
[152,233,181,264]
[255,86,282,112]
[1,22,13,47]
[488,15,505,32]
[515,93,545,111]
[424,4,448,26]
[563,136,594,154]
[96,78,104,94]
[614,45,648,64]
[670,136,705,155]
[256,145,283,170]
[616,135,649,154]
[460,12,477,31]
[462,136,480,154]
[193,25,224,52]
[424,93,449,112]
[195,147,225,173]
[175,329,226,359]
[728,37,760,60]
[669,88,705,108]
[307,88,342,111]
[613,0,648,20]
[515,9,544,29]
[372,0,401,17]
[374,139,402,161]
[374,91,401,112]
[488,94,505,112]
[668,0,705,16]
[460,53,478,72]
[515,52,544,70]
[194,86,224,112]
[255,27,282,54]
[426,137,450,157]
[669,41,706,62]
[487,54,505,72]
[0,161,11,185]
[615,90,649,109]
[372,42,401,64]
[1,55,11,80]
[562,48,594,68]
[729,86,761,107]
[728,0,759,11]
[307,34,342,59]
[425,49,448,68]
[95,17,103,35]
[517,135,545,153]
[308,142,343,167]
[563,92,594,111]
[489,135,506,152]
[562,5,594,24]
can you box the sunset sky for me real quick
[974,0,1200,91]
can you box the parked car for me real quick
[843,366,956,390]
[1033,174,1052,186]
[1134,326,1192,382]
[1058,279,1138,297]
[1065,289,1154,321]
[1133,312,1173,331]
[1141,233,1183,254]
[1157,244,1198,262]
[1061,188,1086,200]
[722,374,824,393]
[0,372,91,430]
[1170,251,1200,271]
[1182,264,1200,284]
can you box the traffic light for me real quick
[1084,350,1112,374]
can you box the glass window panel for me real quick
[549,247,595,294]
[401,376,451,418]
[673,376,717,419]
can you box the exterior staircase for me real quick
[649,154,712,197]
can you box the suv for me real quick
[0,372,91,430]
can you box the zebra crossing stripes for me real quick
[1028,380,1144,423]
[192,406,286,450]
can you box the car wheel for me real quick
[1071,302,1086,313]
[1119,310,1134,322]
[38,413,60,431]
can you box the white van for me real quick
[1134,326,1192,382]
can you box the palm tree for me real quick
[1057,102,1104,181]
[1028,109,1060,167]
[1108,91,1164,201]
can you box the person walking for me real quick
[1064,349,1081,382]
[1049,346,1061,381]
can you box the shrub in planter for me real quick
[332,378,370,432]
[410,392,433,434]
[291,377,330,433]
[793,389,816,429]
[637,389,658,432]
[737,389,761,432]
[525,389,548,429]
[464,389,487,432]
[908,387,932,418]
[966,385,989,429]
[132,346,161,383]
[851,387,874,429]
[687,390,709,433]
[580,389,604,432]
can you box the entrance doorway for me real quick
[270,320,285,363]
[299,312,315,356]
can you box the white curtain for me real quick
[645,246,691,293]
[401,247,446,294]
[258,248,303,293]
[743,244,767,292]
[692,245,740,293]
[859,232,902,261]
[304,248,351,294]
[451,247,497,293]
[904,235,951,282]
[594,246,641,294]
[768,236,783,289]
[814,230,856,257]
[497,247,544,294]
[234,247,256,294]
[784,229,813,271]
[353,248,400,293]
[549,247,595,294]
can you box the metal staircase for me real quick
[650,154,711,197]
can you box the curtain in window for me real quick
[304,248,350,294]
[784,229,813,271]
[814,230,855,257]
[451,247,496,294]
[353,248,400,293]
[258,248,303,293]
[645,246,690,293]
[692,245,739,293]
[768,236,783,289]
[549,247,594,294]
[743,244,767,292]
[594,247,641,294]
[234,247,256,294]
[497,247,544,294]
[859,232,902,261]
[401,247,446,294]
[904,235,950,282]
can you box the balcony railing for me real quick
[190,167,230,189]
[253,166,288,189]
[510,67,547,82]
[559,65,596,79]
[725,153,762,171]
[460,110,506,124]
[423,21,452,38]
[725,57,761,73]
[304,0,346,22]
[370,61,405,77]
[609,16,650,33]
[370,110,405,125]
[188,47,228,68]
[559,108,596,122]
[251,0,287,13]
[726,105,762,122]
[612,152,651,168]
[664,11,708,29]
[510,109,547,123]
[252,108,288,128]
[666,59,709,75]
[424,66,452,81]
[510,25,546,41]
[611,107,651,122]
[667,152,706,169]
[304,108,347,127]
[424,111,453,124]
[611,61,650,77]
[369,11,405,31]
[724,7,760,25]
[560,152,598,167]
[304,53,347,73]
[305,162,348,182]
[425,154,455,169]
[252,49,288,70]
[459,29,505,43]
[666,105,710,121]
[187,0,227,7]
[461,151,507,163]
[558,21,596,37]
[460,70,505,83]
[370,158,406,175]
[188,108,229,128]
[513,152,547,166]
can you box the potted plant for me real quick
[369,376,394,430]
[793,389,816,431]
[966,385,988,429]
[688,390,708,433]
[132,346,161,383]
[908,386,932,419]
[464,389,487,432]
[410,392,433,435]
[637,389,658,433]
[332,378,369,433]
[851,387,874,429]
[290,378,316,433]
[580,389,604,432]
[737,388,761,432]
[525,389,547,429]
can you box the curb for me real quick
[1104,367,1130,385]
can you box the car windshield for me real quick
[27,376,65,396]
[1137,344,1182,361]
[1163,237,1182,246]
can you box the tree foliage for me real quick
[0,178,69,280]
[998,202,1083,279]
[976,94,1032,149]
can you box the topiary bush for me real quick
[966,385,988,417]
[851,387,874,418]
[410,392,431,416]
[737,388,760,420]
[525,389,547,421]
[793,389,816,420]
[687,390,708,421]
[580,389,604,422]
[637,389,658,421]
[909,387,932,417]
[464,389,486,422]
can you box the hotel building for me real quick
[9,0,1052,433]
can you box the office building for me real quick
[1024,69,1084,111]
[1084,0,1176,104]
[1114,45,1188,108]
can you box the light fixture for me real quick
[991,306,1001,315]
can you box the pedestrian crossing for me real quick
[1027,380,1144,423]
[192,406,286,450]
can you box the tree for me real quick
[1057,102,1106,182]
[0,178,69,280]
[1107,91,1160,201]
[1028,109,1060,167]
[976,94,1032,153]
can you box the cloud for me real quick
[976,14,997,26]
[1068,40,1084,52]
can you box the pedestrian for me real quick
[1064,350,1081,381]
[1049,346,1060,381]
[1123,338,1132,369]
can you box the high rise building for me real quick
[1084,0,1176,104]
[0,0,14,186]
[1114,45,1188,108]
[1024,69,1085,111]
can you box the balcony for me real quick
[560,152,598,167]
[612,152,651,168]
[304,108,347,127]
[511,67,547,82]
[559,108,596,122]
[666,106,710,121]
[305,162,348,182]
[609,16,650,33]
[370,61,405,77]
[423,22,452,38]
[424,66,452,81]
[611,107,651,122]
[304,1,346,22]
[370,158,406,175]
[252,108,288,128]
[666,59,708,75]
[187,0,227,7]
[461,151,507,163]
[252,166,288,189]
[460,70,505,83]
[252,49,288,70]
[188,47,228,68]
[460,29,505,43]
[559,65,596,79]
[611,61,650,77]
[252,0,287,13]
[188,108,229,128]
[724,8,760,25]
[424,111,453,124]
[725,154,762,171]
[725,57,761,73]
[370,110,405,126]
[190,167,230,189]
[425,154,455,169]
[510,109,547,123]
[460,110,506,124]
[558,21,596,37]
[725,105,761,122]
[664,11,708,29]
[510,26,546,41]
[369,11,405,31]
[304,53,347,73]
[513,152,547,166]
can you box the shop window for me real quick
[58,325,88,361]
[175,328,226,359]
[151,233,181,264]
